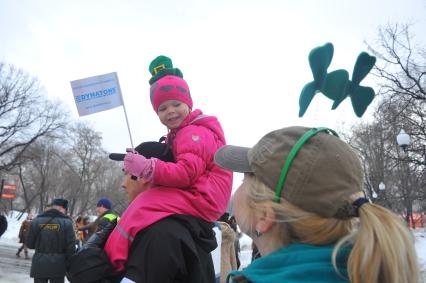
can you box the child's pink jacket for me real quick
[104,109,233,272]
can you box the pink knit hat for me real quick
[150,75,192,112]
[148,56,193,112]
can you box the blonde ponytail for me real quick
[340,203,420,283]
[244,175,420,282]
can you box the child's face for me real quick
[157,100,190,129]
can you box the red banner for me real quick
[3,184,16,190]
[0,193,16,199]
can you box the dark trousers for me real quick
[34,277,64,283]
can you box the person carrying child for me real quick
[104,56,233,272]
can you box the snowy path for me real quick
[0,240,33,282]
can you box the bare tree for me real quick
[0,63,68,172]
[367,23,426,166]
[0,64,126,216]
[93,162,126,214]
[16,138,67,213]
[6,120,124,216]
[58,122,123,216]
[347,23,426,227]
[349,102,422,227]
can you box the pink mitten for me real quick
[123,152,156,181]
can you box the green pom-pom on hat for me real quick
[148,55,183,85]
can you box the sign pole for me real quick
[116,76,134,148]
[122,103,134,148]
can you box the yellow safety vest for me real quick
[103,213,120,222]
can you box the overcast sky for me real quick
[1,0,425,155]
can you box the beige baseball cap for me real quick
[214,126,363,218]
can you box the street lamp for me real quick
[396,129,426,165]
[372,190,378,199]
[379,181,385,191]
[396,129,410,153]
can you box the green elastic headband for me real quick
[274,127,339,202]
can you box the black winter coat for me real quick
[122,214,217,283]
[82,210,119,249]
[67,215,216,283]
[27,208,76,278]
[0,215,7,238]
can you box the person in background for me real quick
[0,213,7,238]
[27,198,75,283]
[217,213,238,283]
[215,126,420,283]
[79,197,119,249]
[16,213,32,259]
[75,215,84,247]
[75,215,92,248]
[83,216,95,239]
[228,216,241,269]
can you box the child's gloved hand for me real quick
[123,150,156,181]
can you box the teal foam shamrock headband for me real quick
[299,43,376,117]
[274,127,339,202]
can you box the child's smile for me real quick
[157,100,190,129]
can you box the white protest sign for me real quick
[70,72,123,116]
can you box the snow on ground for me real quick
[239,233,253,269]
[414,228,426,280]
[1,211,426,282]
[1,210,26,243]
[1,211,35,283]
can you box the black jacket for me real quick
[83,210,119,249]
[0,215,7,238]
[122,214,217,283]
[27,208,76,278]
[67,214,216,283]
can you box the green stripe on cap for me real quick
[274,127,339,203]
